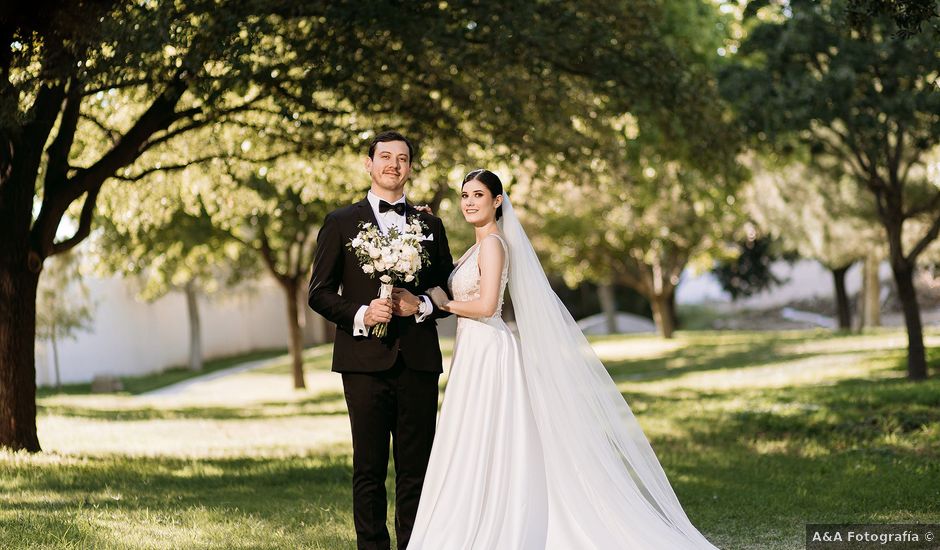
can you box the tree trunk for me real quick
[184,280,203,371]
[649,292,675,339]
[668,291,679,331]
[283,281,306,389]
[0,261,42,452]
[0,130,43,452]
[862,253,881,328]
[891,259,927,380]
[831,264,852,330]
[597,283,618,334]
[0,68,190,452]
[51,327,61,389]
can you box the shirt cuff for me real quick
[415,295,432,323]
[353,305,370,337]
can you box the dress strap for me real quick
[483,232,508,253]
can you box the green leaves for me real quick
[846,0,940,38]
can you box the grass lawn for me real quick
[2,329,939,549]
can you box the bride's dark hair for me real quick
[462,169,503,220]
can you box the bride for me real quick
[408,169,719,549]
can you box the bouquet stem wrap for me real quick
[373,282,394,337]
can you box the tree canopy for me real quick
[720,0,940,378]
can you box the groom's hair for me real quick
[368,130,415,163]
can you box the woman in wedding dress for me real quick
[408,169,719,550]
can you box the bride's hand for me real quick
[414,204,434,215]
[427,286,450,309]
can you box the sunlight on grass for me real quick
[4,329,939,549]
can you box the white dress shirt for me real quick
[352,191,433,337]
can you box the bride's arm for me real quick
[440,237,505,318]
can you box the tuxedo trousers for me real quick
[341,353,440,550]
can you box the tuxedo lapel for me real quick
[356,197,379,227]
[404,202,419,225]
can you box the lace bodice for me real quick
[447,233,509,320]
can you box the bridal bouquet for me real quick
[347,220,430,337]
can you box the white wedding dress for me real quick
[409,196,718,550]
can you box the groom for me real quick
[307,131,454,550]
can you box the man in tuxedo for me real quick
[308,131,454,550]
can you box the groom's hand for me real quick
[391,288,421,316]
[364,298,393,327]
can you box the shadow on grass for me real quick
[635,373,940,548]
[19,330,940,549]
[604,330,908,383]
[38,391,348,421]
[1,454,357,549]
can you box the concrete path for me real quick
[140,356,287,397]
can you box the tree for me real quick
[847,0,939,37]
[1,0,339,451]
[505,0,745,339]
[35,251,94,388]
[198,157,349,389]
[744,155,883,328]
[520,144,742,339]
[1,0,728,451]
[721,0,940,379]
[94,177,260,372]
[712,232,789,301]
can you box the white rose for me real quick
[379,275,392,284]
[362,265,374,274]
[404,274,415,282]
[351,237,363,248]
[375,262,386,272]
[368,246,381,259]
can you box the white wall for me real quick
[37,257,893,386]
[676,259,893,309]
[35,275,328,387]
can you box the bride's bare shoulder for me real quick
[478,234,507,268]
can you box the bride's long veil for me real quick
[499,193,717,548]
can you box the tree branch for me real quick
[257,225,289,284]
[21,80,67,171]
[612,255,651,294]
[0,22,13,91]
[810,125,870,181]
[81,78,151,97]
[109,145,306,184]
[138,97,265,153]
[43,74,82,193]
[79,113,120,145]
[904,190,940,219]
[898,146,922,187]
[908,213,940,262]
[111,155,219,182]
[32,69,190,258]
[72,68,191,196]
[50,185,100,255]
[887,120,903,191]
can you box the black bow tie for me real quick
[378,200,407,216]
